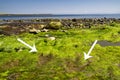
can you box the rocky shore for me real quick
[0,18,120,35]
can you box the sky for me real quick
[0,0,120,14]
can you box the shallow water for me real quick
[97,40,120,47]
[0,14,120,20]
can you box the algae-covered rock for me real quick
[47,21,62,29]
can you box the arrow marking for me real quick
[84,40,97,60]
[17,38,37,53]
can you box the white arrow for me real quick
[84,40,97,60]
[17,38,37,53]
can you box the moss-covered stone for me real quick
[47,21,63,30]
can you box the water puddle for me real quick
[97,40,120,47]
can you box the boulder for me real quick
[47,21,62,30]
[41,28,49,32]
[29,28,40,34]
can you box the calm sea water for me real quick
[0,14,120,20]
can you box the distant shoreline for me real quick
[0,14,53,16]
[0,13,120,16]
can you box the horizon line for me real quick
[0,13,120,15]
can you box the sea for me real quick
[0,14,120,20]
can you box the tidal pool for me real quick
[97,40,120,47]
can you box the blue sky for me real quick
[0,0,120,14]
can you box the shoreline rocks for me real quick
[0,18,120,35]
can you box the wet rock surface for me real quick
[0,18,120,35]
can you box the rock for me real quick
[72,18,77,22]
[40,24,45,29]
[45,34,55,40]
[0,25,8,29]
[41,28,49,32]
[29,28,40,34]
[45,34,49,37]
[47,21,62,30]
[49,37,56,40]
[0,30,11,36]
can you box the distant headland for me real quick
[0,14,53,16]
